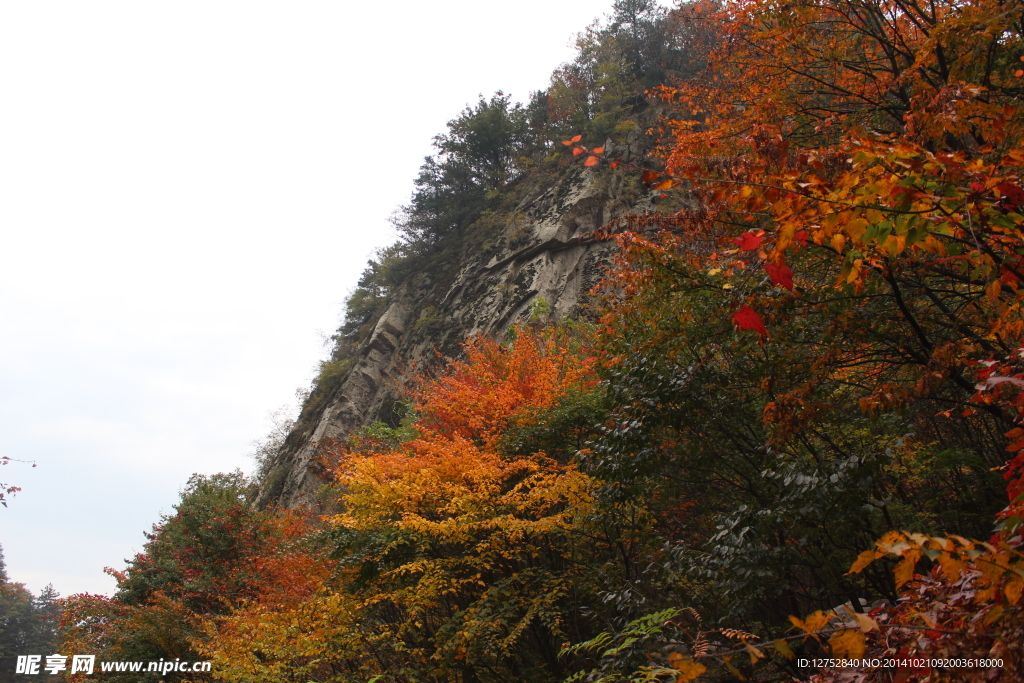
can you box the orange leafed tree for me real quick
[197,326,604,683]
[59,474,331,683]
[411,324,598,449]
[323,325,600,682]
[623,0,1024,486]
[581,0,1024,679]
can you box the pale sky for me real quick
[0,0,646,596]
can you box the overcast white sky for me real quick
[0,0,644,596]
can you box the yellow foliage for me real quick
[828,629,866,660]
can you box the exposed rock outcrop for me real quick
[258,147,653,508]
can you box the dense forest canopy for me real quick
[18,0,1024,681]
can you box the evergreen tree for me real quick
[397,92,539,247]
[0,546,55,683]
[29,586,59,654]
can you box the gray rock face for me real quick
[258,154,651,509]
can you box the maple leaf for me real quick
[997,181,1024,208]
[828,629,866,660]
[733,305,767,336]
[732,232,764,251]
[765,263,794,290]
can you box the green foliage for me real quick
[580,238,1006,629]
[498,381,607,464]
[73,1,1024,680]
[0,546,60,682]
[561,608,687,683]
[412,305,444,333]
[302,4,711,402]
[349,411,419,454]
[115,471,265,612]
[547,1,716,141]
[397,92,546,248]
[314,358,353,396]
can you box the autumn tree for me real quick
[59,472,323,683]
[0,456,34,509]
[196,326,610,683]
[557,0,1024,678]
[327,326,606,682]
[54,1,1024,680]
[547,0,716,141]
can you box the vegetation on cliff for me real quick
[52,0,1024,681]
[280,0,705,454]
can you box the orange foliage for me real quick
[589,0,1024,679]
[412,326,596,450]
[321,325,600,680]
[197,326,601,682]
[335,325,597,534]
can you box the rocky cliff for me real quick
[257,140,654,509]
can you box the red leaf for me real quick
[641,170,659,184]
[654,179,675,190]
[765,263,794,290]
[998,181,1024,208]
[733,305,767,336]
[584,155,599,167]
[732,232,764,251]
[609,160,620,169]
[571,134,583,142]
[1016,70,1024,77]
[573,147,585,156]
[592,146,605,154]
[794,230,809,246]
[560,139,573,146]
